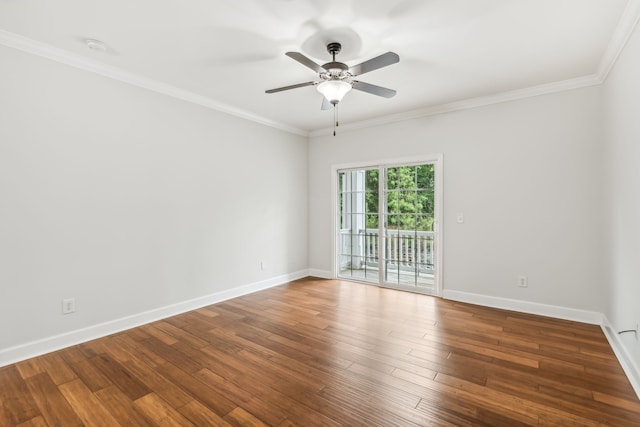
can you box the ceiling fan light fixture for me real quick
[317,80,352,105]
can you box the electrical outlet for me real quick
[518,276,528,288]
[62,298,76,314]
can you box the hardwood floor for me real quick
[1,277,639,426]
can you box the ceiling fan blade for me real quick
[321,97,332,110]
[265,81,317,94]
[285,52,325,73]
[352,81,397,98]
[349,52,399,76]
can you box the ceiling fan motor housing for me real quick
[321,62,350,80]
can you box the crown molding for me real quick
[2,0,639,140]
[0,30,309,137]
[309,0,640,138]
[597,0,640,81]
[309,74,602,138]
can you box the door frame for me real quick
[331,154,444,297]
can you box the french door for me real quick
[336,158,442,296]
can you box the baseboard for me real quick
[308,268,333,279]
[0,269,309,367]
[601,316,640,399]
[442,289,603,325]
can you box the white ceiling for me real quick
[0,0,637,135]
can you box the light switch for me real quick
[456,213,464,224]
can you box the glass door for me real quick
[336,160,440,296]
[382,164,436,294]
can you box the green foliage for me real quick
[365,169,379,218]
[365,165,435,231]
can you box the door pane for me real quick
[337,169,378,283]
[382,164,436,294]
[416,164,435,190]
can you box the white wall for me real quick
[0,45,308,354]
[0,22,637,391]
[603,20,640,379]
[309,86,605,313]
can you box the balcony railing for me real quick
[339,228,435,273]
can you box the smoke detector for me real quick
[85,39,107,52]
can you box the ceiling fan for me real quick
[266,42,399,114]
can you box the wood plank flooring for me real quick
[1,277,639,426]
